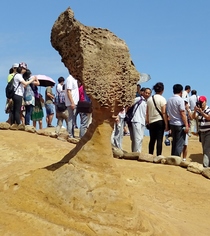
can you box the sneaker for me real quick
[47,124,54,128]
[183,158,186,162]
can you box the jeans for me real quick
[170,124,186,156]
[67,106,77,138]
[25,104,33,125]
[79,112,89,138]
[149,120,165,156]
[111,118,124,149]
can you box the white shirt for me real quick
[182,91,190,103]
[131,96,147,125]
[189,94,198,110]
[14,73,24,96]
[65,75,79,106]
[56,84,63,93]
[147,94,166,123]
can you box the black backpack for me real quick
[5,73,20,99]
[124,97,143,124]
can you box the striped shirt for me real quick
[198,106,210,132]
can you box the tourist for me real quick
[189,89,199,134]
[65,74,79,138]
[128,87,151,152]
[23,69,40,125]
[77,80,92,138]
[166,84,189,157]
[45,85,55,127]
[182,85,191,103]
[5,63,19,124]
[182,98,193,161]
[31,87,44,130]
[111,108,126,149]
[55,77,68,135]
[11,63,35,126]
[192,96,210,167]
[146,82,169,156]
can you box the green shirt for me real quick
[7,73,15,83]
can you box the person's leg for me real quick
[45,104,54,127]
[138,124,145,152]
[148,122,158,155]
[113,122,121,149]
[201,131,210,167]
[118,117,125,149]
[132,122,142,152]
[67,106,76,138]
[25,105,33,125]
[156,120,165,156]
[171,125,186,156]
[33,121,36,129]
[39,120,43,130]
[79,112,88,138]
[55,114,63,135]
[12,94,22,125]
[182,135,188,160]
[127,123,134,152]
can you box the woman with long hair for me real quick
[146,82,169,156]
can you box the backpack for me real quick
[55,87,67,112]
[24,84,35,105]
[124,97,143,124]
[5,73,20,99]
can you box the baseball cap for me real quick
[19,62,27,69]
[12,63,19,68]
[199,96,207,102]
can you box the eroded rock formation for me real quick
[0,7,176,236]
[51,7,139,116]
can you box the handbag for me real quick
[77,101,92,113]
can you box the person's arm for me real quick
[21,77,35,86]
[161,104,169,131]
[146,106,149,125]
[180,110,189,133]
[47,92,54,100]
[67,89,75,109]
[195,107,210,121]
[32,76,40,86]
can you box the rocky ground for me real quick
[0,127,209,236]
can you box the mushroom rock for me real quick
[3,7,179,235]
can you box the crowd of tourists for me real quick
[5,62,92,139]
[5,62,210,168]
[111,82,210,168]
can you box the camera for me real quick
[196,101,202,108]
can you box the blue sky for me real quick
[1,0,210,127]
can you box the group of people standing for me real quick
[5,63,92,139]
[112,82,210,168]
[6,62,44,129]
[53,74,92,139]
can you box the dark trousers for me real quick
[149,120,165,156]
[12,94,22,125]
[170,124,186,156]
